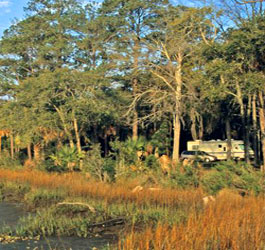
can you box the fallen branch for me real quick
[88,218,125,229]
[57,202,96,213]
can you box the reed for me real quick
[0,169,203,208]
[119,190,265,250]
[0,169,204,238]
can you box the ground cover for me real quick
[0,162,264,249]
[0,168,202,245]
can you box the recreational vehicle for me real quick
[187,140,254,160]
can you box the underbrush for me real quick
[200,161,263,195]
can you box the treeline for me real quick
[0,0,265,169]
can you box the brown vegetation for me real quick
[119,189,265,250]
[0,169,203,207]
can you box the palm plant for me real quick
[50,146,84,171]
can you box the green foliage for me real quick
[0,0,265,205]
[144,154,159,170]
[0,151,22,169]
[201,170,232,195]
[102,157,116,181]
[50,146,84,172]
[150,122,171,155]
[201,161,263,195]
[170,165,200,189]
[111,137,147,166]
[83,144,106,181]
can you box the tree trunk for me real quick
[0,136,2,154]
[73,116,83,170]
[132,109,138,141]
[258,91,265,169]
[27,143,32,161]
[252,93,259,165]
[172,52,183,163]
[190,108,198,140]
[132,37,140,141]
[132,78,138,141]
[54,105,74,148]
[10,133,14,159]
[172,113,181,163]
[33,144,41,161]
[245,94,252,163]
[73,117,81,154]
[226,118,232,160]
[199,115,204,140]
[235,81,249,162]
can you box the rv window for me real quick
[192,145,199,150]
[223,147,226,152]
[239,144,244,150]
[218,145,222,148]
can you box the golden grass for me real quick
[0,169,203,207]
[119,190,265,250]
[2,169,264,249]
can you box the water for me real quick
[0,202,116,250]
[0,202,27,229]
[0,236,115,250]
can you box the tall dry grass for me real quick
[0,169,203,208]
[119,190,265,250]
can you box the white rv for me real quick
[187,140,254,160]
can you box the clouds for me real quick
[0,0,12,15]
[0,1,11,8]
[81,0,102,8]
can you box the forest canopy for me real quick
[0,0,265,172]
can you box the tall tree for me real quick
[144,6,215,162]
[99,0,169,140]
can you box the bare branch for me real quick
[235,0,264,4]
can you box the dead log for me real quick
[88,218,125,229]
[57,202,96,213]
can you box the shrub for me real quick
[0,150,22,169]
[144,155,159,170]
[201,161,263,195]
[201,170,232,194]
[110,137,147,166]
[102,157,116,181]
[171,165,200,189]
[49,146,84,172]
[82,144,105,181]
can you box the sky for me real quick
[0,0,199,38]
[0,0,104,37]
[0,0,28,37]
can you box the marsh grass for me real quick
[1,166,264,248]
[119,190,265,250]
[8,191,196,238]
[0,181,30,201]
[0,169,203,208]
[24,189,66,210]
[0,169,203,239]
